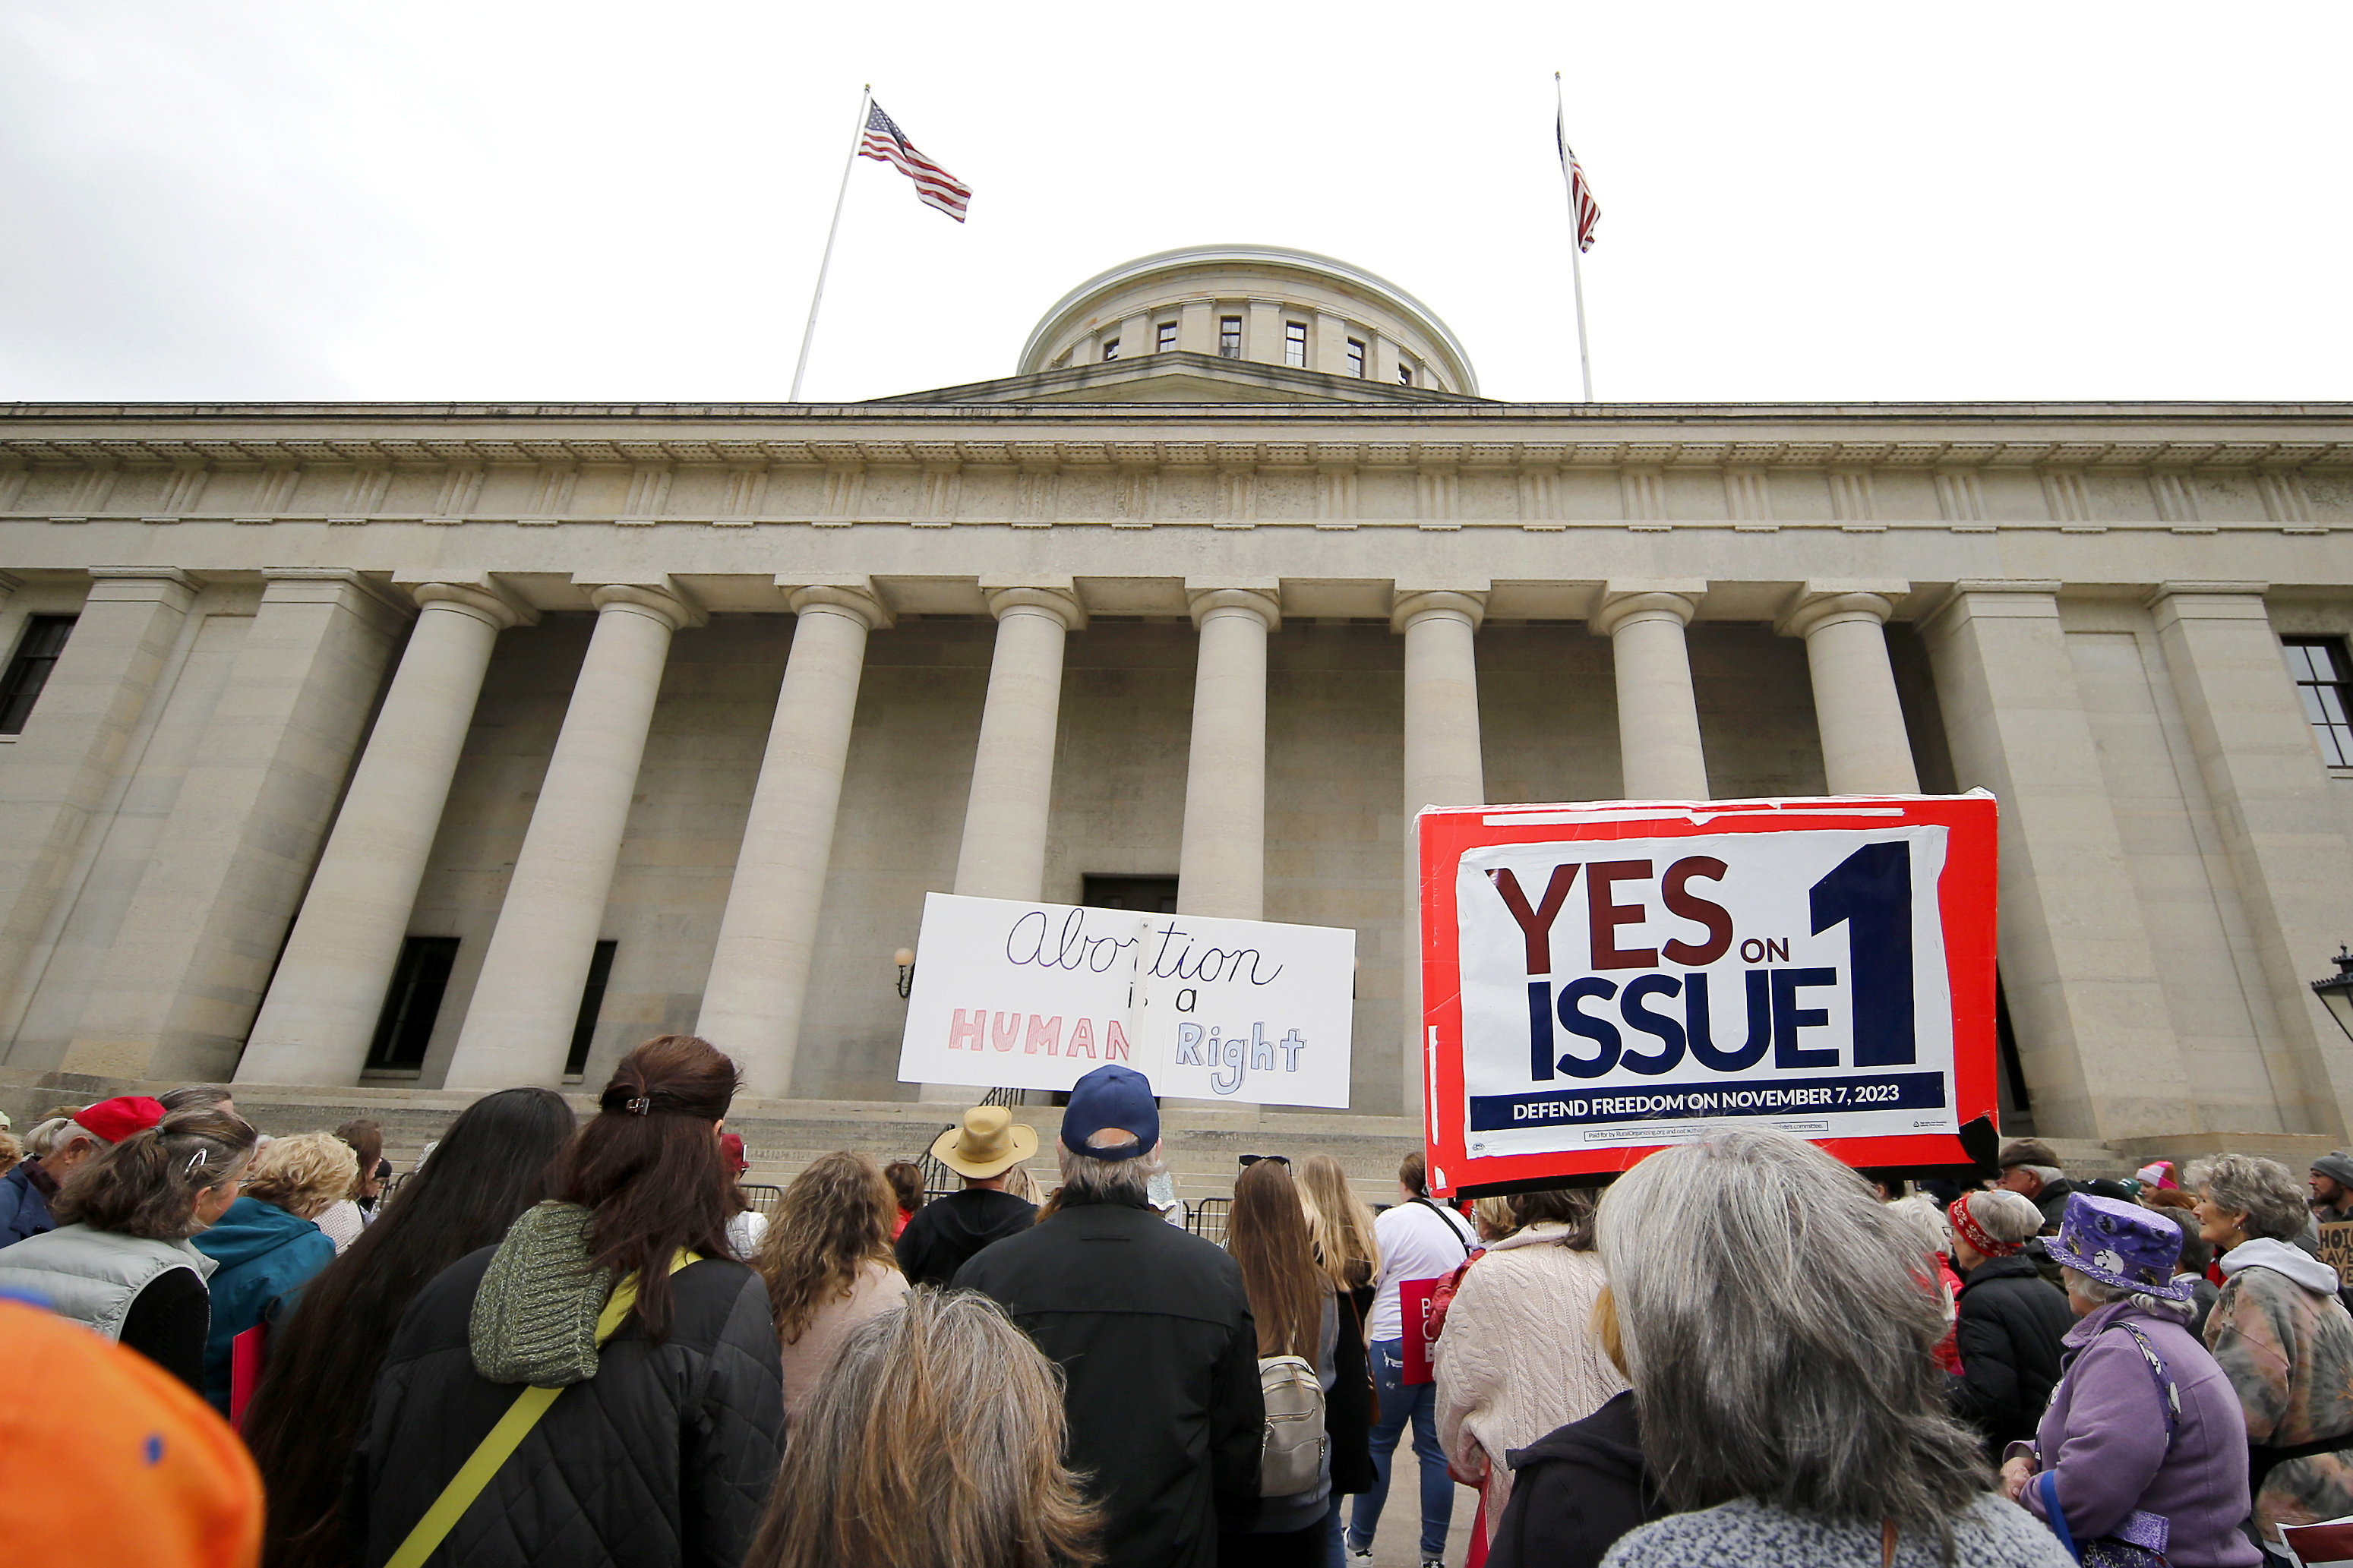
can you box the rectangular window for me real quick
[1101,339,1120,361]
[2285,636,2353,767]
[1219,317,1243,358]
[1398,361,1414,386]
[365,936,460,1071]
[564,939,620,1077]
[1156,321,1178,353]
[1345,339,1366,377]
[1082,874,1181,914]
[0,615,76,735]
[1283,322,1307,368]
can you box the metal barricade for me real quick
[1186,1197,1231,1245]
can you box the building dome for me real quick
[1016,244,1479,396]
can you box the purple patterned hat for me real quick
[2045,1192,2194,1301]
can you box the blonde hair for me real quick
[747,1290,1099,1568]
[1593,1283,1628,1378]
[242,1131,359,1220]
[755,1151,896,1344]
[1297,1153,1380,1292]
[1473,1194,1518,1242]
[0,1128,19,1178]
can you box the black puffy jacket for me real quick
[1947,1251,2074,1461]
[956,1190,1263,1568]
[350,1247,785,1568]
[1489,1390,1663,1568]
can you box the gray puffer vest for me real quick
[0,1223,216,1340]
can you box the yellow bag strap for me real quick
[384,1250,700,1568]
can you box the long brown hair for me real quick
[1229,1159,1328,1361]
[746,1289,1098,1568]
[54,1109,255,1239]
[549,1033,740,1342]
[1297,1153,1379,1291]
[756,1151,896,1344]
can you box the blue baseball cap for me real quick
[1061,1065,1160,1159]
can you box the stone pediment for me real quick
[867,349,1491,406]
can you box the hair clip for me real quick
[185,1149,209,1175]
[625,1096,652,1115]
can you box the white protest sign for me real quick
[896,892,1356,1108]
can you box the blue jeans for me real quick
[1347,1338,1451,1560]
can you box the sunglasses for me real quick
[1237,1154,1290,1169]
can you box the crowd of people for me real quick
[8,1045,2353,1568]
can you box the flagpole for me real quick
[790,84,871,403]
[1555,72,1595,403]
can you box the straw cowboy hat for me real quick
[930,1105,1039,1180]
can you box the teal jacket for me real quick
[191,1194,335,1414]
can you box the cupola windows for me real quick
[1283,321,1307,368]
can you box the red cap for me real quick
[74,1096,167,1145]
[719,1132,749,1175]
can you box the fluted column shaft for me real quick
[1781,585,1919,793]
[445,583,696,1089]
[239,582,530,1085]
[1177,588,1279,920]
[1595,582,1709,800]
[952,587,1085,901]
[1395,589,1487,1122]
[698,584,889,1096]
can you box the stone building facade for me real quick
[2,245,2351,1155]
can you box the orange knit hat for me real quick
[0,1298,261,1566]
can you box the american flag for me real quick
[1556,108,1600,253]
[859,101,971,222]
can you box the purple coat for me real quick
[2021,1301,2260,1568]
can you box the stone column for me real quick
[238,579,534,1085]
[2148,582,2353,1138]
[443,581,700,1090]
[1593,582,1710,800]
[924,585,1084,1103]
[0,568,197,1023]
[1177,586,1279,920]
[1779,582,1921,794]
[952,586,1085,901]
[1918,582,2194,1141]
[1394,588,1488,1122]
[66,570,410,1083]
[697,581,892,1098]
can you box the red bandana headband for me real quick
[1948,1195,2023,1258]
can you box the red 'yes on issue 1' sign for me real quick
[1417,794,1999,1197]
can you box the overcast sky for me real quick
[4,2,2347,408]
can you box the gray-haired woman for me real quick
[2190,1152,2353,1552]
[1593,1129,2073,1568]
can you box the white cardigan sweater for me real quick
[1433,1223,1628,1536]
